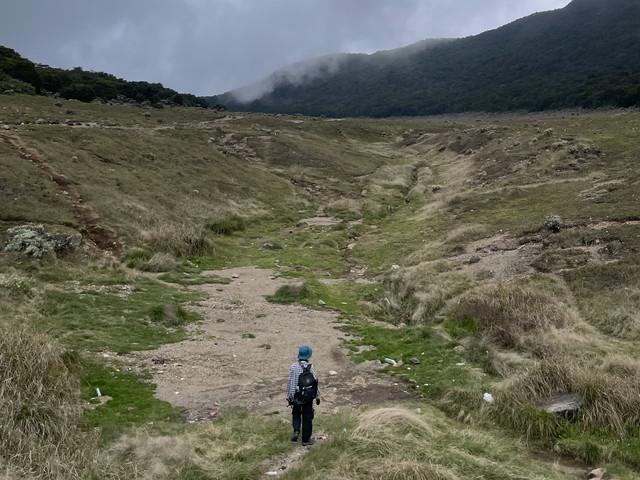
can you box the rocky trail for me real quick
[115,267,413,424]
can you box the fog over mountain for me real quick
[0,0,570,96]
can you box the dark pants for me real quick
[292,402,314,442]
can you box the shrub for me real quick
[148,304,189,327]
[3,225,82,259]
[543,215,564,233]
[450,283,574,349]
[144,224,215,257]
[206,215,246,235]
[266,283,313,304]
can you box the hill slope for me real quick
[207,0,640,116]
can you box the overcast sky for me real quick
[1,0,571,96]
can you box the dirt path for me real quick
[119,266,413,422]
[0,133,123,255]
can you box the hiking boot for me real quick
[302,439,315,446]
[291,432,299,442]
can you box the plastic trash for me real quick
[456,362,466,366]
[416,408,422,414]
[209,411,217,416]
[96,388,102,397]
[384,358,398,367]
[329,371,338,376]
[483,392,494,403]
[384,297,391,305]
[318,299,326,305]
[266,472,278,476]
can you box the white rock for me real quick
[483,392,494,403]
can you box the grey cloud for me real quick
[0,1,570,96]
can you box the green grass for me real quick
[38,276,204,352]
[81,359,182,442]
[344,321,496,402]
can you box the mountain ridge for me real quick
[206,0,640,117]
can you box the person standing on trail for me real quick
[287,345,320,446]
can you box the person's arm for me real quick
[286,365,296,403]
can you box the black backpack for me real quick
[294,364,318,405]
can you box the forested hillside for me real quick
[0,46,209,108]
[208,0,640,116]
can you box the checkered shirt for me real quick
[287,360,319,402]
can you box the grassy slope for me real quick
[2,95,640,478]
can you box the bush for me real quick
[148,304,189,327]
[206,215,246,235]
[144,224,215,257]
[266,283,313,304]
[3,225,82,259]
[450,283,573,349]
[543,215,564,233]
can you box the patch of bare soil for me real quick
[116,267,413,422]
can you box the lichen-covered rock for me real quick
[3,224,82,258]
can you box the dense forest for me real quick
[207,0,640,117]
[0,46,210,108]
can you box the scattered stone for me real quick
[540,393,584,419]
[260,243,273,250]
[453,345,465,354]
[35,118,47,125]
[232,273,240,279]
[409,358,420,365]
[466,256,481,264]
[98,395,113,405]
[328,371,338,376]
[163,304,178,322]
[54,101,63,107]
[587,468,608,479]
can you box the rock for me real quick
[127,407,135,411]
[409,357,420,365]
[539,393,583,420]
[71,156,79,163]
[232,273,240,278]
[318,299,326,306]
[328,371,338,376]
[544,128,554,137]
[35,118,47,125]
[453,345,465,354]
[54,101,63,107]
[163,304,178,322]
[587,468,607,479]
[98,395,113,405]
[466,256,481,264]
[260,243,273,250]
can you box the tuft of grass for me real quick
[144,223,215,257]
[207,215,246,235]
[281,406,571,479]
[0,323,99,478]
[266,283,314,304]
[242,333,256,339]
[449,282,575,350]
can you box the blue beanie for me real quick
[298,345,312,360]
